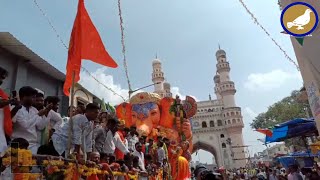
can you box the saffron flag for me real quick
[63,0,118,96]
[255,128,273,137]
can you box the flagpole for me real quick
[67,71,76,158]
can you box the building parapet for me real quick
[192,127,226,134]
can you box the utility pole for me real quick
[257,139,270,160]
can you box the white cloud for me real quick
[79,68,130,105]
[244,69,302,91]
[171,87,185,99]
[171,87,198,101]
[79,68,194,105]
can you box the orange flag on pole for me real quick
[63,0,118,96]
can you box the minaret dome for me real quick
[163,82,171,90]
[216,49,226,59]
[152,59,161,65]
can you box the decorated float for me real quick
[116,92,197,180]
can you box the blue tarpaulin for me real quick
[275,118,314,128]
[277,151,318,168]
[265,118,318,144]
[289,151,320,157]
[277,157,297,169]
[265,126,288,143]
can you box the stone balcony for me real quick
[192,126,226,134]
[216,62,230,72]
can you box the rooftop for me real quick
[0,32,101,101]
[0,32,65,81]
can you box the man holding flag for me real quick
[61,0,118,159]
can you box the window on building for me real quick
[227,113,230,116]
[232,119,236,124]
[228,120,231,124]
[210,121,214,127]
[217,120,223,126]
[202,121,207,128]
[237,119,241,123]
[222,143,226,148]
[231,112,235,116]
[221,134,225,138]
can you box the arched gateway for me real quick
[190,48,247,169]
[192,141,222,167]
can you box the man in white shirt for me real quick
[157,141,165,166]
[11,86,51,154]
[127,126,139,152]
[99,118,130,155]
[269,169,278,180]
[37,96,63,155]
[132,142,148,180]
[52,103,99,159]
[288,165,303,180]
[41,96,62,144]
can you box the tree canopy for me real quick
[250,90,311,129]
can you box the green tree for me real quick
[251,90,312,150]
[250,90,311,129]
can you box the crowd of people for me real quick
[0,66,193,179]
[225,164,320,180]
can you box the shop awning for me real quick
[265,118,318,143]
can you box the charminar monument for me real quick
[151,48,246,169]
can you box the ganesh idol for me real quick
[116,92,197,153]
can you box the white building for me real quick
[262,143,289,159]
[152,48,247,169]
[192,48,246,169]
[152,59,172,98]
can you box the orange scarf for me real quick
[0,89,12,136]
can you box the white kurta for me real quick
[0,108,7,153]
[132,150,147,180]
[103,130,129,154]
[12,106,49,154]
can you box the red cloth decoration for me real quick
[63,0,118,96]
[86,175,99,180]
[115,131,125,160]
[256,129,273,137]
[142,144,146,154]
[0,89,12,136]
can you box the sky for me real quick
[1,0,303,164]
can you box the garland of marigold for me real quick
[2,148,41,180]
[2,148,139,180]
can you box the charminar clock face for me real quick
[193,122,200,127]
